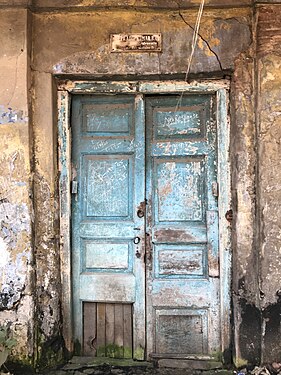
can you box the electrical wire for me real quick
[175,0,205,112]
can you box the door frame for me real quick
[57,79,231,358]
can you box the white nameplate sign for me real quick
[111,33,162,52]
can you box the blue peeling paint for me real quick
[0,105,27,124]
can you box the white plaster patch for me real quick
[53,63,63,73]
[0,105,28,124]
[0,202,31,309]
[0,237,10,267]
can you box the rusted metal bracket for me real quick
[225,209,233,223]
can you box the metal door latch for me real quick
[225,209,233,222]
[137,201,146,218]
[137,209,144,218]
[212,182,219,197]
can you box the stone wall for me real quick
[256,3,281,364]
[0,0,280,371]
[0,6,34,368]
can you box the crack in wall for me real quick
[7,35,26,107]
[178,11,223,71]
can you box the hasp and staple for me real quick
[111,33,162,52]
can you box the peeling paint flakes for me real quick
[53,63,63,73]
[0,105,27,124]
[0,237,10,268]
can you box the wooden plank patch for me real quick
[83,302,133,358]
[83,302,97,356]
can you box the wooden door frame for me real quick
[57,79,231,358]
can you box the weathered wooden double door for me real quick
[71,90,221,360]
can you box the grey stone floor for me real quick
[1,357,233,375]
[41,357,232,375]
[46,366,230,375]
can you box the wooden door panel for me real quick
[82,156,133,218]
[82,240,131,271]
[154,157,206,223]
[155,308,208,355]
[152,103,206,139]
[154,244,206,278]
[72,94,145,358]
[146,94,220,358]
[81,102,133,135]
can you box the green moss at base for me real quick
[73,357,152,367]
[96,344,132,359]
[211,350,223,362]
[74,339,82,356]
[124,346,133,359]
[233,356,248,368]
[133,346,145,361]
[35,333,66,371]
[5,356,35,375]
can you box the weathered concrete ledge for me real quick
[0,0,252,9]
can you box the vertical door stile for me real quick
[58,90,73,353]
[145,96,154,358]
[206,95,219,279]
[71,95,83,347]
[217,88,231,354]
[133,93,146,360]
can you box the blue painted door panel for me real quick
[71,92,220,359]
[145,95,220,357]
[71,94,146,358]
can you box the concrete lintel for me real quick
[255,0,281,3]
[0,0,252,10]
[0,0,30,6]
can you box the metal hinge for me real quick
[71,180,78,194]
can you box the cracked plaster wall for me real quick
[231,44,259,366]
[3,1,281,370]
[256,4,281,363]
[0,7,34,364]
[32,9,252,76]
[31,4,256,368]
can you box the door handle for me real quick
[133,236,141,244]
